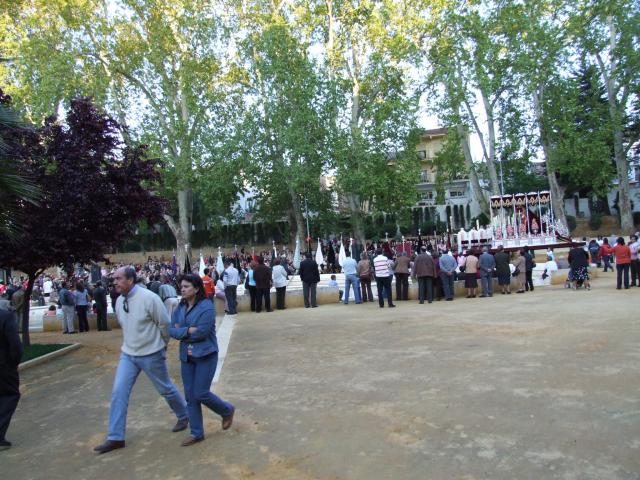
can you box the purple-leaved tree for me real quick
[0,93,167,346]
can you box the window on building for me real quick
[449,190,465,198]
[421,191,434,200]
[417,150,426,160]
[420,170,429,182]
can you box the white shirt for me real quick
[373,255,392,278]
[43,280,53,294]
[544,260,558,272]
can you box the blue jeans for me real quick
[439,272,455,299]
[107,350,187,441]
[343,274,361,304]
[181,353,234,439]
[603,255,612,272]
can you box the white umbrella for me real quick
[199,252,206,276]
[338,238,346,267]
[216,246,224,275]
[315,238,324,266]
[293,237,301,269]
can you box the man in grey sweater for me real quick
[94,267,188,454]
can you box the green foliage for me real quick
[470,213,490,227]
[589,213,603,231]
[566,215,577,232]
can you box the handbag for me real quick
[512,267,520,277]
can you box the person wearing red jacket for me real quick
[599,238,613,272]
[612,237,631,289]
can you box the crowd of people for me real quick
[1,232,638,452]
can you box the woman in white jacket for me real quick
[271,258,289,310]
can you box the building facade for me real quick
[413,128,482,230]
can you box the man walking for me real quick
[342,251,361,305]
[438,251,457,301]
[0,309,22,450]
[479,247,496,298]
[394,252,410,301]
[299,252,320,308]
[222,261,239,315]
[373,249,395,308]
[93,267,188,454]
[93,281,109,331]
[413,246,436,304]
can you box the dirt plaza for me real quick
[3,272,640,480]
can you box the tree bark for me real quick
[163,187,193,271]
[20,272,37,347]
[456,124,488,214]
[479,89,501,195]
[531,86,568,228]
[287,187,306,249]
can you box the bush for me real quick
[589,213,603,231]
[566,215,577,232]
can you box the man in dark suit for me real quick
[93,281,109,331]
[252,256,273,313]
[0,309,23,449]
[299,252,320,308]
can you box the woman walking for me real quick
[599,238,613,272]
[169,274,235,446]
[74,281,91,332]
[612,237,631,289]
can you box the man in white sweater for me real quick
[94,267,188,454]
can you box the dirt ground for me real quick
[3,270,640,480]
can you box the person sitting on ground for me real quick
[541,255,558,280]
[327,274,342,302]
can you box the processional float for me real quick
[456,191,570,252]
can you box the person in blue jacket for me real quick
[169,274,235,446]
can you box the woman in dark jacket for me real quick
[568,244,591,290]
[169,274,235,446]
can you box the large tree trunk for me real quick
[20,272,37,347]
[347,193,366,245]
[287,187,306,250]
[456,124,488,214]
[532,86,568,228]
[480,90,501,195]
[609,104,633,231]
[163,188,193,271]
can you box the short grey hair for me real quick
[123,266,137,283]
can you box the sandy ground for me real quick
[3,271,640,480]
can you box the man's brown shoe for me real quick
[93,440,125,454]
[222,408,235,430]
[181,435,204,447]
[172,418,189,433]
